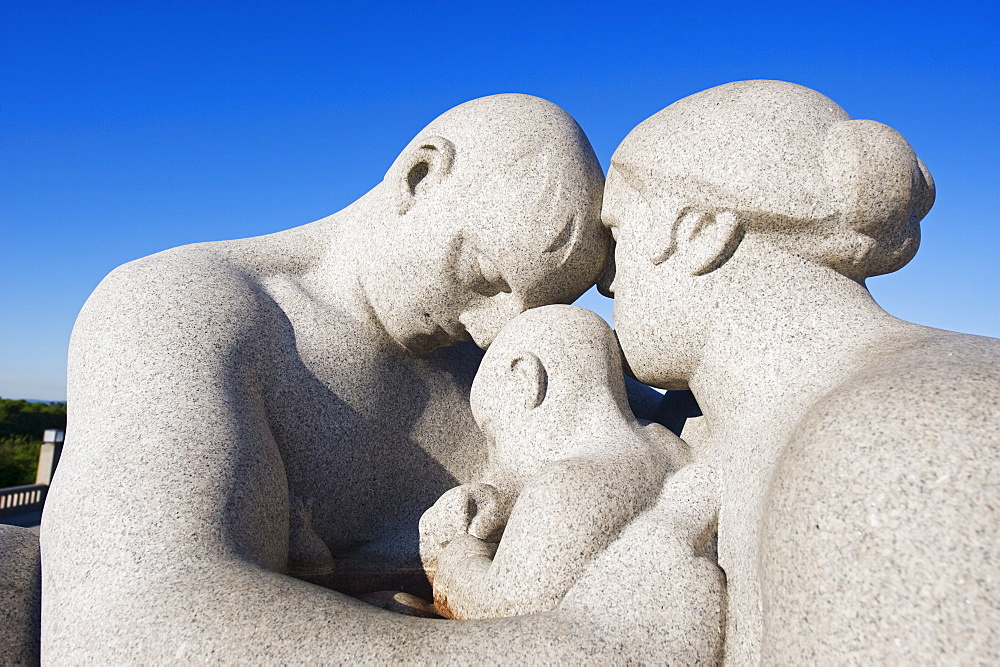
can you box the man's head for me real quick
[470,305,630,482]
[600,80,935,387]
[361,94,610,355]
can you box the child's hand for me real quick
[432,534,500,619]
[419,483,507,580]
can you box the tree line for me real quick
[0,397,67,487]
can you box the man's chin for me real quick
[403,335,443,356]
[460,325,494,350]
[470,333,493,350]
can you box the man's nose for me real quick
[462,293,526,349]
[597,249,616,298]
[498,293,529,333]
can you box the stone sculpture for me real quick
[601,79,999,663]
[420,305,699,620]
[41,94,636,661]
[36,79,998,663]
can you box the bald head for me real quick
[362,95,612,356]
[389,94,611,306]
[394,94,603,183]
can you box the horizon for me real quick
[2,1,998,401]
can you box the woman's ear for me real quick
[509,352,548,410]
[675,209,744,276]
[393,135,456,215]
[648,203,744,276]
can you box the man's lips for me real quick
[438,318,471,343]
[407,318,471,354]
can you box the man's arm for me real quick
[40,252,625,662]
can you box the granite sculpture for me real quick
[35,80,998,663]
[420,305,703,620]
[601,79,999,663]
[41,93,646,662]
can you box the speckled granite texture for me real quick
[41,94,644,662]
[37,81,998,664]
[603,79,999,663]
[419,306,722,661]
[0,524,41,665]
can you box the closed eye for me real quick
[543,212,579,266]
[458,235,511,297]
[470,253,511,297]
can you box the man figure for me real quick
[42,94,615,661]
[601,79,999,662]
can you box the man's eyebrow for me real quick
[543,210,579,267]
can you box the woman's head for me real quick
[607,80,934,281]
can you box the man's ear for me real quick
[394,135,456,215]
[508,352,547,410]
[670,208,744,276]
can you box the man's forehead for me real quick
[471,166,588,240]
[472,150,578,202]
[460,152,604,300]
[470,202,582,268]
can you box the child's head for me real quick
[470,305,631,479]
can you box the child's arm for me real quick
[419,483,510,583]
[433,448,668,619]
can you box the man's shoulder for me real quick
[83,244,270,331]
[98,243,255,302]
[71,243,280,375]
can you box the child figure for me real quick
[419,304,704,620]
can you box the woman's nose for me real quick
[597,248,616,298]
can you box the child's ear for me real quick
[509,352,547,410]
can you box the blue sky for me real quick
[1,1,997,401]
